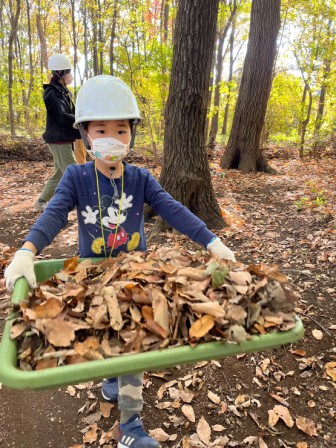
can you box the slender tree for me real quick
[159,0,225,230]
[220,0,281,173]
[8,0,21,136]
[209,0,237,142]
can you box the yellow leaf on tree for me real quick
[189,315,215,339]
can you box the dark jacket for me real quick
[42,81,80,143]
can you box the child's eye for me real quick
[118,130,126,135]
[96,130,105,134]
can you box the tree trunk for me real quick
[220,0,281,173]
[209,1,237,142]
[70,0,78,94]
[82,1,89,82]
[312,26,331,160]
[222,18,235,135]
[36,13,48,70]
[159,0,225,230]
[109,0,118,75]
[8,0,21,136]
[299,84,312,159]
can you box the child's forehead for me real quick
[89,120,129,127]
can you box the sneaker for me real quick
[102,377,119,402]
[118,415,161,448]
[34,199,47,211]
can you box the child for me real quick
[5,75,235,448]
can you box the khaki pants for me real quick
[39,143,76,202]
[74,139,87,164]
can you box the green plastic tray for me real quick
[0,259,304,390]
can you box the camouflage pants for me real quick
[118,373,144,412]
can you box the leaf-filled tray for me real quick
[0,250,304,390]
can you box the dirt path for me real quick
[0,154,335,448]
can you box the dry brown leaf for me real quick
[212,424,225,432]
[82,411,102,425]
[152,287,170,337]
[102,286,123,331]
[10,322,28,339]
[82,423,98,444]
[208,391,221,404]
[36,358,58,370]
[24,297,64,320]
[290,349,307,357]
[99,401,114,418]
[190,302,225,319]
[295,417,317,436]
[189,315,215,339]
[296,443,308,448]
[324,362,336,381]
[229,270,252,285]
[142,305,154,321]
[36,318,75,347]
[268,405,294,427]
[181,404,196,422]
[148,428,171,442]
[64,256,79,271]
[197,416,211,445]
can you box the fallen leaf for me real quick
[208,391,221,404]
[324,362,336,381]
[295,416,317,436]
[268,405,294,427]
[189,315,215,339]
[148,428,171,442]
[312,329,323,340]
[197,416,211,445]
[182,404,196,422]
[83,423,98,444]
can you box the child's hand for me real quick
[82,205,99,224]
[207,237,236,262]
[4,249,37,291]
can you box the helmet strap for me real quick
[78,124,91,151]
[130,119,139,149]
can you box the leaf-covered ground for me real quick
[0,146,335,448]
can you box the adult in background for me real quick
[34,53,81,211]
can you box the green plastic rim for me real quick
[0,259,305,390]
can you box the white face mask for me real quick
[88,137,129,163]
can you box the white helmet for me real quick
[48,54,72,71]
[74,75,142,128]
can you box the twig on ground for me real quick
[298,311,332,337]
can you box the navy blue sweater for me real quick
[26,162,216,257]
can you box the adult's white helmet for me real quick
[74,75,142,128]
[48,54,72,71]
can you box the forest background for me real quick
[1,0,336,159]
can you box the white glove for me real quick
[4,249,37,291]
[207,237,236,262]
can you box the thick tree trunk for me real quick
[220,0,280,173]
[159,0,225,230]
